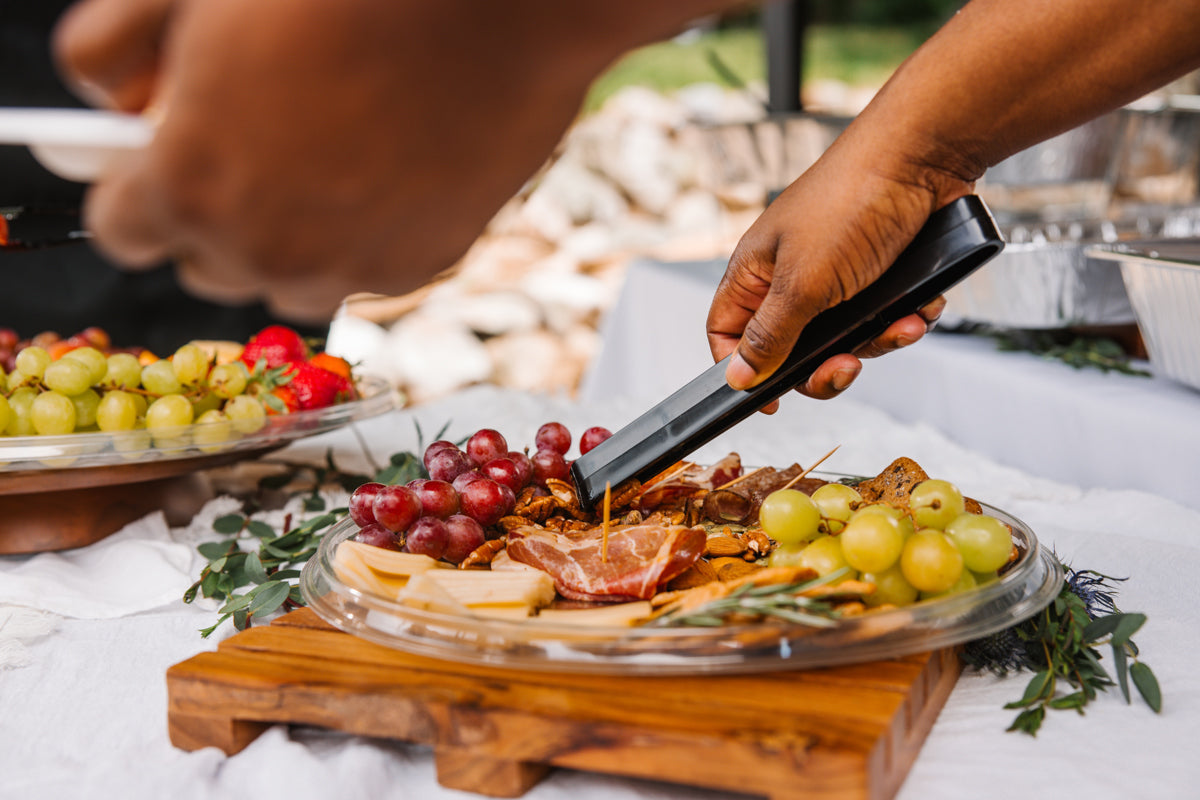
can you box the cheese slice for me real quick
[332,545,410,598]
[533,601,654,627]
[338,540,443,576]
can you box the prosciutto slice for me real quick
[637,452,743,512]
[506,523,706,602]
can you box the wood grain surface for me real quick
[167,607,961,800]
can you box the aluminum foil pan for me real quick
[1087,239,1200,392]
[942,206,1200,329]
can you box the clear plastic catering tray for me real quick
[301,497,1062,676]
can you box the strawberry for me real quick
[239,325,309,371]
[286,361,356,411]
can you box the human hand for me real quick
[53,0,606,322]
[705,128,971,406]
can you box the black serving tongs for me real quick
[570,194,1004,509]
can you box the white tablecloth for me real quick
[581,258,1200,511]
[1,385,1198,800]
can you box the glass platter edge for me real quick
[300,492,1063,676]
[0,375,397,494]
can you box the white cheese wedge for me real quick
[533,601,654,627]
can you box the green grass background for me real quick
[584,24,931,112]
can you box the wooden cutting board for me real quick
[167,607,960,800]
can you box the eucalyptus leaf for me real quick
[1109,613,1147,647]
[1130,662,1162,712]
[248,581,292,617]
[246,520,277,539]
[213,514,246,534]
[244,552,269,584]
[1113,643,1131,703]
[198,540,235,560]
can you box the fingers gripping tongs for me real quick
[570,195,1004,509]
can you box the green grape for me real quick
[14,346,51,379]
[104,353,143,389]
[810,483,862,534]
[43,358,94,395]
[920,566,978,600]
[861,563,919,607]
[795,534,849,577]
[145,394,194,429]
[130,393,148,418]
[112,427,153,460]
[759,489,822,548]
[767,546,805,568]
[909,479,966,530]
[206,362,248,399]
[224,395,266,434]
[190,391,222,416]
[6,369,29,391]
[5,388,37,435]
[899,529,963,593]
[70,389,101,429]
[0,394,10,433]
[945,513,1014,573]
[97,391,140,432]
[972,570,999,585]
[853,502,915,538]
[141,359,182,396]
[31,391,77,435]
[171,343,209,385]
[193,408,234,452]
[62,346,109,385]
[839,511,905,573]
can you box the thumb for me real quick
[53,0,175,112]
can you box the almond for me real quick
[705,534,747,557]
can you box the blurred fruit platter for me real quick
[0,324,394,553]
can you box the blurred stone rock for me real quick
[349,81,867,405]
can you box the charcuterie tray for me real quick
[300,498,1061,676]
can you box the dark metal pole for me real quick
[763,0,809,114]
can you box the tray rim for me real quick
[300,487,1063,675]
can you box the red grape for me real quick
[534,422,571,455]
[481,456,525,492]
[373,485,422,532]
[442,515,486,563]
[348,482,385,527]
[531,449,570,485]
[452,469,485,493]
[422,440,458,471]
[404,516,448,560]
[426,447,473,483]
[407,478,459,519]
[506,450,534,487]
[355,522,400,550]
[579,426,613,455]
[460,478,514,527]
[465,428,508,466]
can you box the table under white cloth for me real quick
[581,258,1200,512]
[2,385,1198,800]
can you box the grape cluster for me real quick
[0,326,352,452]
[350,421,613,564]
[761,478,1014,607]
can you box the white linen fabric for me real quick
[1,385,1197,800]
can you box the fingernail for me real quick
[832,366,860,392]
[726,352,758,391]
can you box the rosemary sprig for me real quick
[654,567,853,628]
[962,566,1161,735]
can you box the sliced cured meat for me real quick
[506,522,706,602]
[700,465,827,524]
[637,453,742,511]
